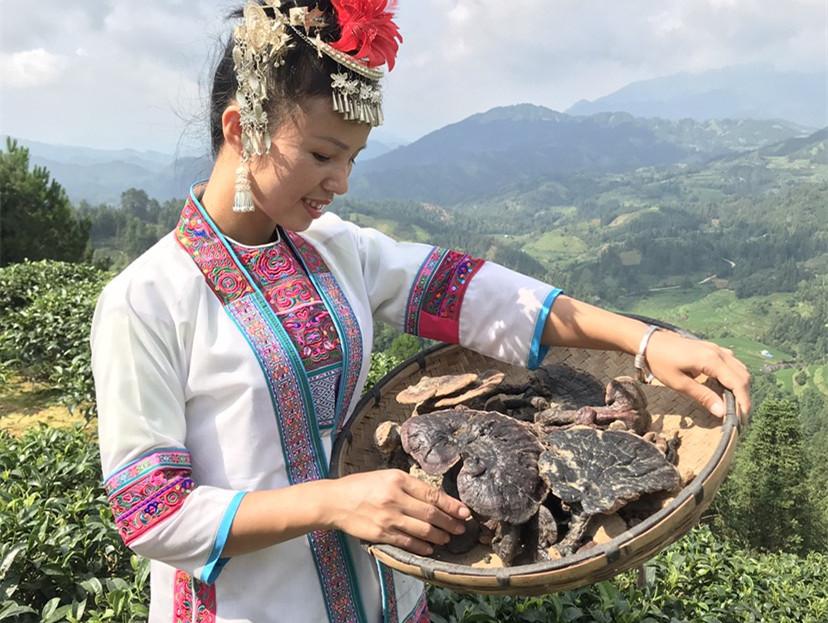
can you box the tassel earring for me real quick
[233,159,254,213]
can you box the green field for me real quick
[522,231,588,266]
[347,212,431,243]
[776,365,828,397]
[618,288,797,373]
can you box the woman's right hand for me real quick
[323,469,470,556]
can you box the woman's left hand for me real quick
[645,329,751,423]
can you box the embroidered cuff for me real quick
[104,448,195,546]
[528,287,564,370]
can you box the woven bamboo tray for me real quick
[330,318,741,595]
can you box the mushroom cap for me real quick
[400,410,548,523]
[532,364,605,410]
[434,369,506,408]
[538,427,681,515]
[455,412,548,524]
[605,376,648,411]
[396,373,479,404]
[400,410,467,475]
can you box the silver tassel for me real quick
[233,161,255,213]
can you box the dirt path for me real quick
[0,375,86,436]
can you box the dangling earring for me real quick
[233,159,254,213]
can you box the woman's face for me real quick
[249,96,371,232]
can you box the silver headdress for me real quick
[231,1,398,212]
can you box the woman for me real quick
[91,2,751,622]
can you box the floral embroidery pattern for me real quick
[173,570,217,623]
[104,449,194,546]
[405,247,485,343]
[175,201,254,305]
[177,199,366,623]
[286,232,364,434]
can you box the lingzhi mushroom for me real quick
[373,364,684,566]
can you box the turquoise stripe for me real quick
[186,187,367,623]
[198,491,247,584]
[528,287,563,370]
[102,446,189,489]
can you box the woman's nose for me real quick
[322,165,350,196]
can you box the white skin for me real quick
[203,96,751,558]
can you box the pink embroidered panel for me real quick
[104,449,195,546]
[405,247,485,343]
[173,570,217,623]
[229,238,344,374]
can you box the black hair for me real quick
[209,1,345,158]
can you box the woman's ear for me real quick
[221,105,244,155]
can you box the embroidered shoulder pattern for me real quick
[405,247,485,343]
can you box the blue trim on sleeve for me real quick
[528,288,563,370]
[199,491,247,585]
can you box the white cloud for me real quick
[0,49,68,88]
[0,0,823,150]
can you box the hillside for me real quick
[349,105,811,204]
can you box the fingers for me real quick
[669,347,751,418]
[398,495,468,537]
[401,475,470,521]
[670,371,728,417]
[383,527,437,556]
[710,350,751,418]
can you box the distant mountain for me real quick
[349,104,811,204]
[567,66,827,129]
[2,134,401,204]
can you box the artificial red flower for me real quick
[330,0,403,70]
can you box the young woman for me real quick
[91,2,751,621]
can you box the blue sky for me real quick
[0,0,825,153]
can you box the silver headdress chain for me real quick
[231,1,386,213]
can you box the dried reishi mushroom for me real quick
[441,515,481,555]
[434,370,506,408]
[395,373,479,405]
[400,410,467,475]
[534,376,652,435]
[400,410,548,524]
[492,521,523,565]
[381,365,689,566]
[523,505,558,562]
[374,421,401,456]
[531,364,605,410]
[538,428,681,516]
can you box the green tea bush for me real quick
[0,261,109,417]
[427,525,828,623]
[4,426,827,623]
[0,426,149,622]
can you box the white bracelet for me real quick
[634,325,660,384]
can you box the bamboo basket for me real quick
[330,317,742,595]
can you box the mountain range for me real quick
[347,106,813,204]
[4,65,823,205]
[566,65,827,129]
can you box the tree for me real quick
[0,138,90,266]
[715,398,825,553]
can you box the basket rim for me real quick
[330,315,739,579]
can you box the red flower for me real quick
[330,0,403,71]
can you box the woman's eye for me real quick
[312,153,331,163]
